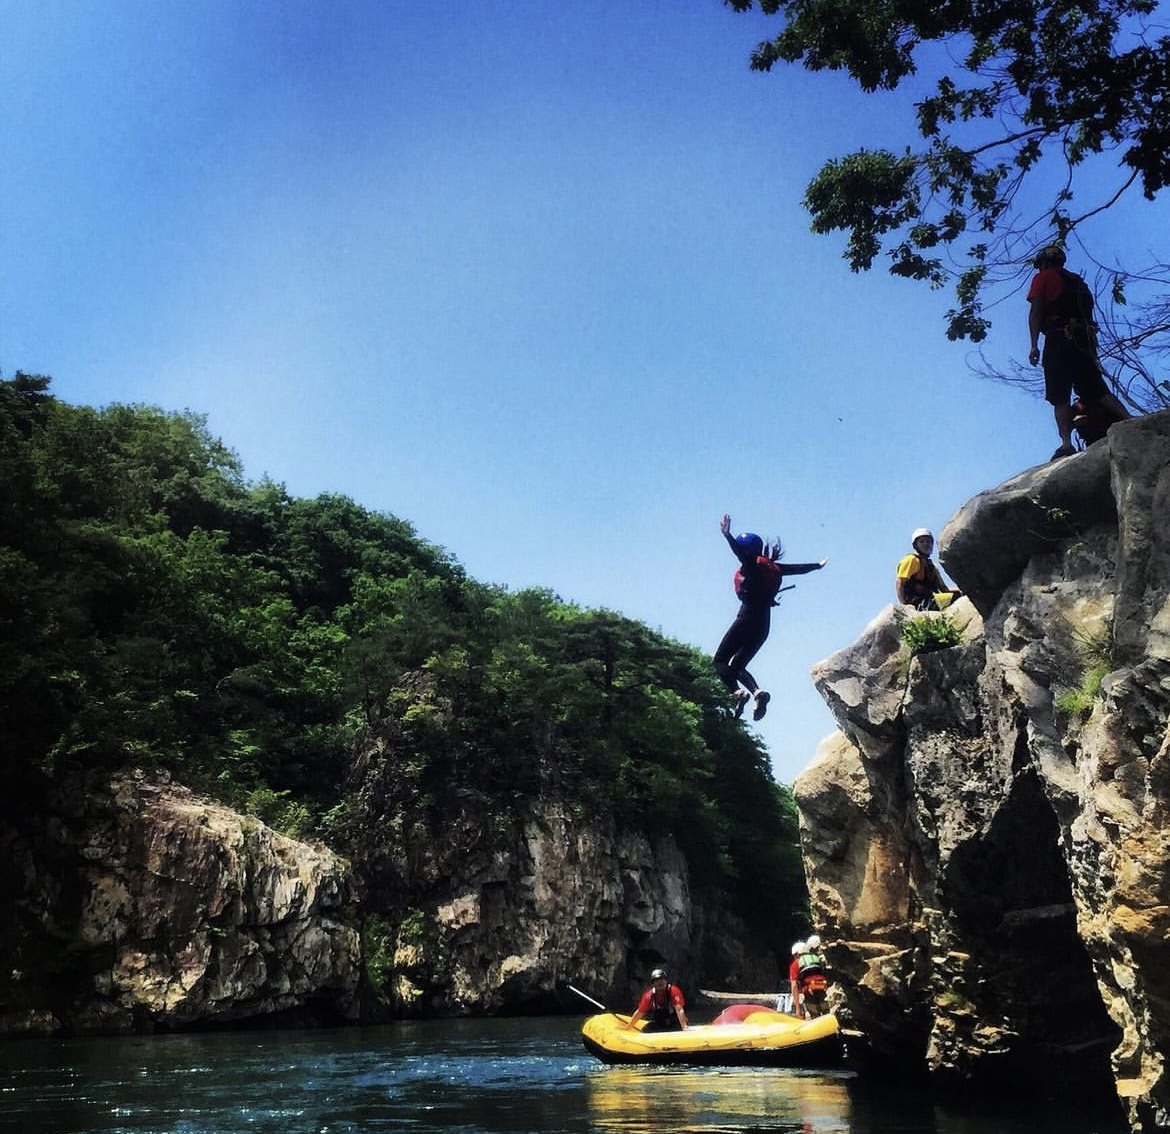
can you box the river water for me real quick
[0,1016,1127,1134]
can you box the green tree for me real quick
[726,0,1170,408]
[353,585,802,931]
[2,374,810,949]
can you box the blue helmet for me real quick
[735,532,763,558]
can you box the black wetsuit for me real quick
[713,533,821,693]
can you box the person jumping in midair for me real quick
[713,514,827,721]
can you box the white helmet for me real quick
[911,528,933,546]
[806,934,821,949]
[791,941,806,955]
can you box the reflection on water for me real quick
[586,1064,856,1133]
[0,1017,1129,1134]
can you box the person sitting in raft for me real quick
[896,528,963,612]
[623,967,688,1031]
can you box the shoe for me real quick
[732,690,751,719]
[752,690,771,721]
[1051,444,1076,460]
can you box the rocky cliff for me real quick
[799,410,1170,1132]
[1,761,777,1036]
[345,731,780,1017]
[0,771,361,1036]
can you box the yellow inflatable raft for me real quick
[581,1006,842,1066]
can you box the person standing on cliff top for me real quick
[623,968,688,1031]
[713,514,828,721]
[1026,244,1130,460]
[896,529,962,612]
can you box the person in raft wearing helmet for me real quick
[896,529,962,612]
[623,967,688,1032]
[1027,244,1130,460]
[713,514,828,721]
[796,935,831,1019]
[787,940,806,1018]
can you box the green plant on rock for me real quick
[397,907,428,949]
[1026,495,1077,543]
[363,913,396,1003]
[1056,625,1115,718]
[900,614,962,656]
[242,786,314,840]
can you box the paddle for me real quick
[568,983,641,1034]
[567,984,608,1012]
[567,984,634,1025]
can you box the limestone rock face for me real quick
[1,773,360,1036]
[342,678,784,1020]
[800,411,1170,1132]
[350,778,773,1016]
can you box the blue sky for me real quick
[3,1,1164,784]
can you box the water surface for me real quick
[0,1016,1126,1133]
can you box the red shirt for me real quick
[637,983,685,1014]
[1027,267,1072,330]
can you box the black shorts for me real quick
[1042,329,1109,406]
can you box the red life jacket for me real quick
[734,557,782,604]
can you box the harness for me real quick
[797,951,829,994]
[1044,269,1097,351]
[904,554,943,602]
[647,984,679,1026]
[733,557,782,605]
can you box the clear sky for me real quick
[3,1,1164,784]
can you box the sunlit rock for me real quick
[1,773,360,1035]
[800,411,1170,1133]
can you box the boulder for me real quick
[1,771,360,1035]
[800,412,1170,1132]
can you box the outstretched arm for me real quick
[719,514,738,553]
[779,559,828,576]
[720,514,752,562]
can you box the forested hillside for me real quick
[0,374,807,953]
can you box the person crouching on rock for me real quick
[624,967,688,1031]
[896,528,962,612]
